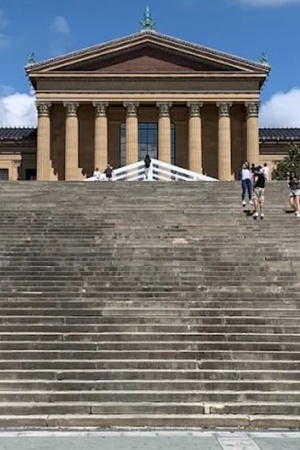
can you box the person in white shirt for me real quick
[262,163,270,181]
[93,168,102,181]
[239,162,253,207]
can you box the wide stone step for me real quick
[0,324,299,334]
[4,379,300,391]
[0,359,198,370]
[0,308,297,317]
[0,369,299,381]
[2,350,300,361]
[1,340,300,352]
[0,332,299,343]
[1,315,300,326]
[2,390,300,404]
[0,401,299,417]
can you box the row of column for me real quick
[36,101,260,181]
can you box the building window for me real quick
[0,169,9,181]
[120,122,175,167]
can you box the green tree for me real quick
[272,144,300,180]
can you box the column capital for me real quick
[245,102,260,118]
[124,102,139,117]
[93,102,108,117]
[217,102,232,118]
[157,102,172,117]
[64,102,79,117]
[188,102,203,117]
[36,102,51,117]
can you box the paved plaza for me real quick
[1,431,300,450]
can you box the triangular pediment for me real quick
[54,43,240,73]
[26,31,270,76]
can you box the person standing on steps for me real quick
[93,167,102,181]
[253,166,266,220]
[262,163,270,181]
[104,164,113,181]
[239,162,253,208]
[144,153,151,180]
[287,172,300,217]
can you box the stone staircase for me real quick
[0,181,299,429]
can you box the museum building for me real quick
[0,9,299,181]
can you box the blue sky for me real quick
[0,0,300,127]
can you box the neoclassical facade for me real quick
[1,18,273,181]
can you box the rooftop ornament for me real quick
[259,52,269,66]
[140,6,156,32]
[26,52,37,66]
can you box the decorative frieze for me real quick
[93,102,108,117]
[217,102,232,118]
[36,102,51,117]
[124,102,139,117]
[64,102,79,117]
[245,102,259,118]
[157,102,172,117]
[188,103,203,118]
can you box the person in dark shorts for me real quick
[104,164,113,181]
[287,172,300,217]
[253,166,266,220]
[144,154,151,180]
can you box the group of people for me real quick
[240,162,300,219]
[240,162,269,219]
[92,165,114,181]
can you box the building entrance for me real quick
[120,122,175,167]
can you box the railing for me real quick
[111,159,217,182]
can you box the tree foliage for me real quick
[272,144,300,180]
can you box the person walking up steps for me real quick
[240,162,253,207]
[287,172,300,217]
[253,166,266,220]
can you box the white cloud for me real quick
[50,16,70,36]
[237,0,300,5]
[0,88,37,127]
[260,87,300,127]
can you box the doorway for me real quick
[25,169,37,180]
[120,122,175,167]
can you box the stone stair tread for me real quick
[0,413,300,429]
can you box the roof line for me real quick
[25,30,270,73]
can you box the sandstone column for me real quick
[124,102,139,165]
[36,102,51,181]
[246,102,260,166]
[217,102,232,181]
[157,102,172,163]
[93,102,108,171]
[64,102,79,180]
[188,102,203,173]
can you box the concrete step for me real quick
[0,369,299,381]
[0,401,299,416]
[0,332,299,343]
[0,341,300,352]
[2,390,300,404]
[2,315,300,326]
[1,350,300,360]
[0,324,299,333]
